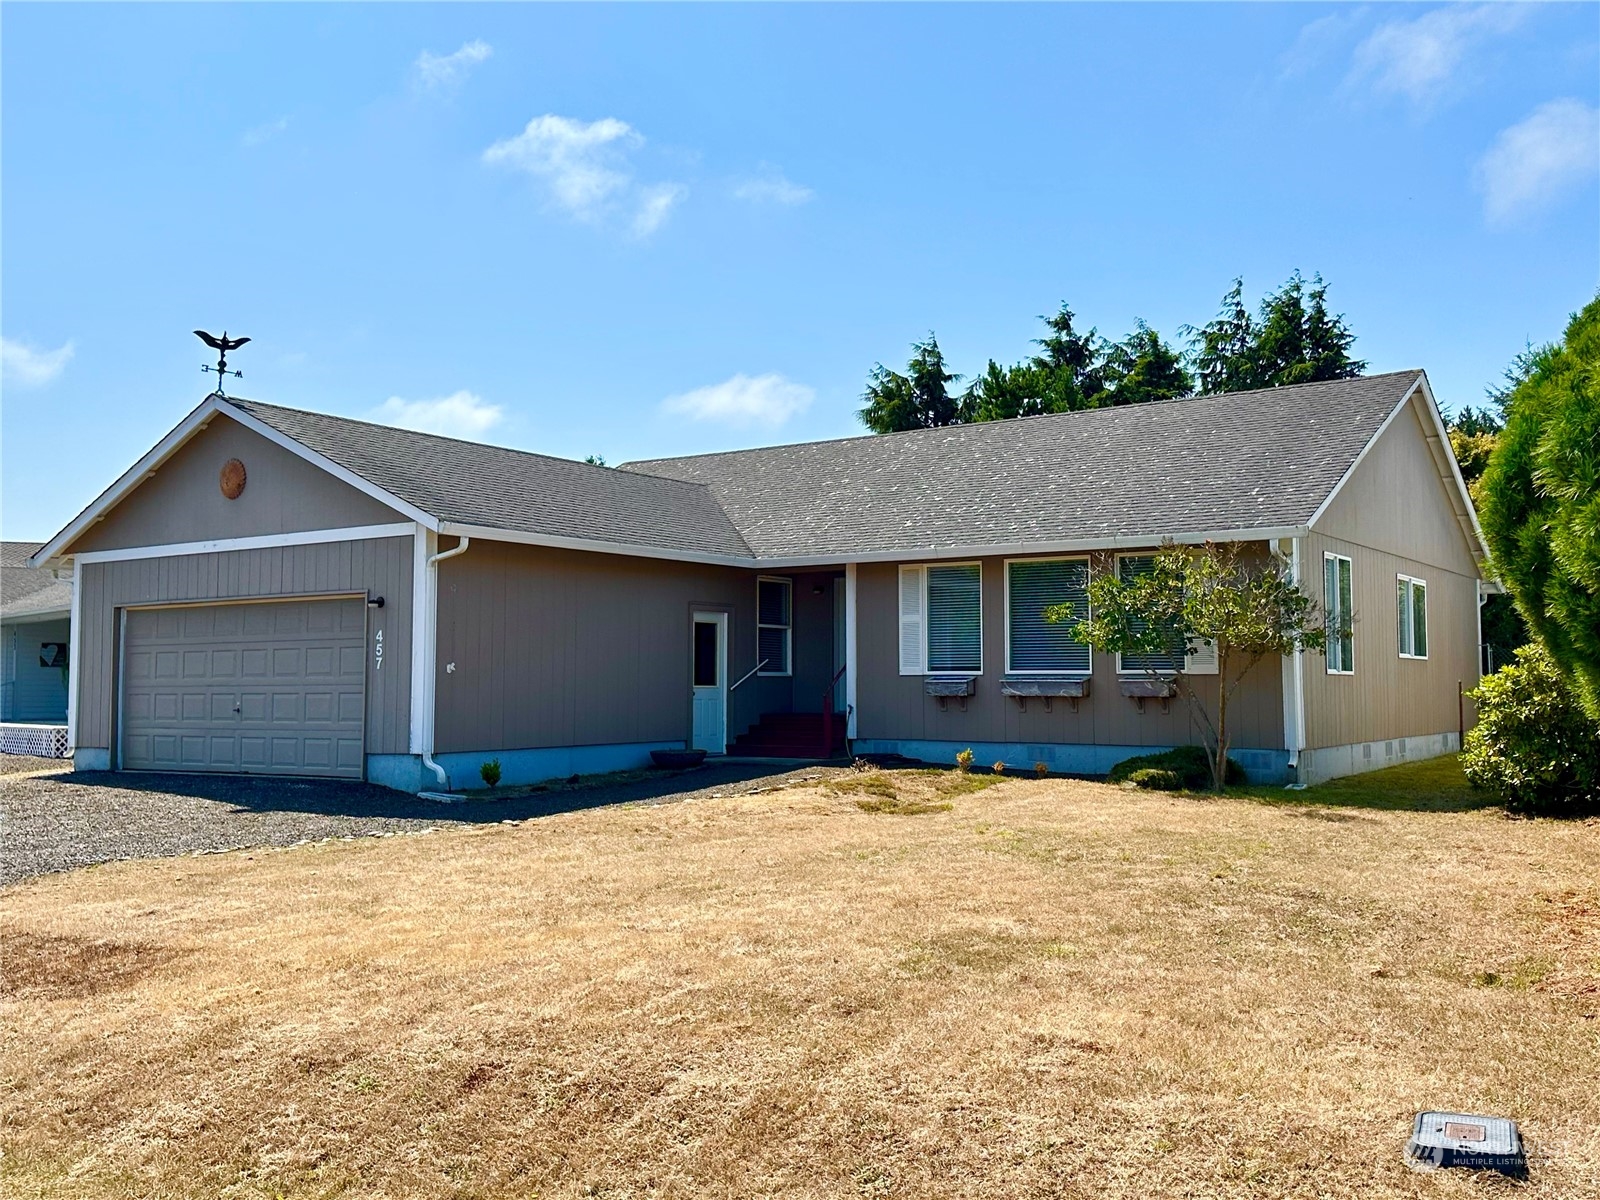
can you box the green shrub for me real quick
[1462,644,1600,817]
[1107,745,1245,790]
[1125,767,1185,791]
[480,758,502,788]
[954,748,975,773]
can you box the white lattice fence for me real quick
[0,724,69,758]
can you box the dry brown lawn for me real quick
[3,760,1598,1199]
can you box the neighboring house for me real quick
[2,540,73,755]
[29,370,1489,790]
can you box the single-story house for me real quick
[1,540,73,756]
[29,369,1489,790]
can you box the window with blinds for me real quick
[1325,553,1354,673]
[757,577,792,676]
[1006,558,1091,673]
[1397,574,1428,659]
[1115,554,1186,673]
[926,563,982,673]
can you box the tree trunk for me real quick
[1212,652,1230,791]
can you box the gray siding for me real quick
[855,551,1286,753]
[70,415,402,554]
[2,617,71,721]
[1303,401,1484,750]
[75,536,412,757]
[434,541,793,755]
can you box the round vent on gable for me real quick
[220,458,247,499]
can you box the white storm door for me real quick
[691,612,727,754]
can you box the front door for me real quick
[691,612,727,754]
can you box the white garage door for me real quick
[121,598,366,778]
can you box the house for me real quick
[28,369,1489,790]
[1,541,73,756]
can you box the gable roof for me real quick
[31,369,1484,572]
[624,371,1429,559]
[228,401,754,560]
[2,541,72,619]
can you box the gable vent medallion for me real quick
[220,458,247,500]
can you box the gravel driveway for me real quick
[1,757,842,885]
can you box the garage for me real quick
[120,597,367,778]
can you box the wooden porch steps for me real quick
[729,712,846,759]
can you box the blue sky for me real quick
[4,3,1597,541]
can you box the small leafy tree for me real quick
[1048,542,1325,791]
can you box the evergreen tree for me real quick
[1100,320,1193,405]
[858,334,968,434]
[1187,273,1365,393]
[1480,295,1600,720]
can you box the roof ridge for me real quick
[226,397,724,498]
[621,369,1424,471]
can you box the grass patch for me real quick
[853,795,952,815]
[1242,754,1494,813]
[5,764,1597,1198]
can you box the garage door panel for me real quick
[122,599,365,779]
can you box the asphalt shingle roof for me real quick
[229,401,754,559]
[621,371,1423,559]
[2,541,73,618]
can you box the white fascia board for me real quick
[1411,372,1493,569]
[1305,374,1422,532]
[27,395,439,570]
[28,395,222,568]
[215,401,439,530]
[0,607,73,624]
[1305,371,1491,577]
[72,522,417,564]
[439,522,1308,572]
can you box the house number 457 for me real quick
[374,628,384,670]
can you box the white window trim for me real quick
[1397,573,1429,660]
[923,559,984,676]
[1324,551,1355,676]
[1003,555,1092,676]
[756,575,793,677]
[1112,552,1184,677]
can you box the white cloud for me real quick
[483,114,686,237]
[372,391,504,439]
[1477,99,1600,225]
[733,167,814,206]
[241,117,289,148]
[633,182,687,237]
[1349,4,1525,108]
[0,337,74,386]
[662,373,814,427]
[1280,10,1365,79]
[414,40,493,89]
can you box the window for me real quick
[1115,554,1185,674]
[756,577,792,675]
[898,563,982,675]
[1397,575,1428,659]
[693,620,720,687]
[1006,558,1091,673]
[1324,553,1354,674]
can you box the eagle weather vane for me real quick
[194,329,250,396]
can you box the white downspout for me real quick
[1288,537,1307,776]
[419,535,470,789]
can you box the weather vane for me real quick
[195,329,251,396]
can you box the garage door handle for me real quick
[232,705,241,713]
